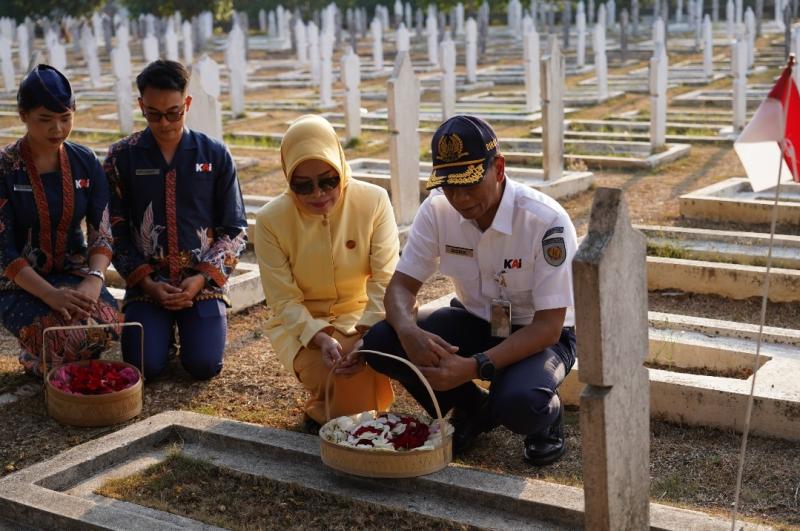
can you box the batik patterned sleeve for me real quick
[86,155,113,260]
[103,146,153,287]
[191,147,247,287]
[0,177,27,281]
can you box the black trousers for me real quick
[362,299,576,437]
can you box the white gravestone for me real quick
[143,33,159,63]
[731,39,747,133]
[259,9,267,32]
[371,18,383,71]
[46,32,67,73]
[439,36,456,120]
[702,16,713,78]
[396,23,410,53]
[182,21,193,65]
[677,0,684,23]
[341,47,361,141]
[426,14,438,66]
[164,23,179,61]
[111,45,133,135]
[794,28,800,89]
[319,30,334,107]
[735,0,743,23]
[17,24,29,72]
[225,24,247,117]
[607,0,616,27]
[575,187,651,531]
[744,8,755,68]
[524,28,541,112]
[652,17,665,50]
[268,11,277,36]
[0,37,14,92]
[388,52,420,226]
[650,44,668,150]
[465,18,478,84]
[80,26,101,88]
[632,0,640,35]
[456,3,465,34]
[541,36,565,181]
[186,55,223,140]
[295,20,308,64]
[593,21,608,101]
[308,22,320,86]
[577,5,587,67]
[726,0,735,38]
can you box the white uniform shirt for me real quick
[398,177,577,327]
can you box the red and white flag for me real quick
[734,60,800,192]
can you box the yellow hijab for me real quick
[280,114,352,190]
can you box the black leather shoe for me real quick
[302,415,322,435]
[450,390,496,456]
[523,405,566,466]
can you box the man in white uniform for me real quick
[362,115,577,465]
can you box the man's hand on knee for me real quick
[397,325,458,368]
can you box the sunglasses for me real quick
[289,175,341,195]
[142,106,186,123]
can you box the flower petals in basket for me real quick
[49,360,140,395]
[320,411,453,452]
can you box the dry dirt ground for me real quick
[0,33,798,529]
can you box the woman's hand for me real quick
[43,287,93,321]
[335,338,365,377]
[75,276,102,304]
[314,331,343,369]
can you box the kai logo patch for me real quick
[503,258,522,269]
[75,178,90,189]
[195,162,213,172]
[542,227,566,267]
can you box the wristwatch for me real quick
[473,352,495,381]
[86,269,105,282]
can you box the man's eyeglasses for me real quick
[142,106,186,123]
[289,175,341,195]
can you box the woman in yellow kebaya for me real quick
[254,115,396,429]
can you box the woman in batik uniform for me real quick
[0,65,120,376]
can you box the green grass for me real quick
[647,242,689,259]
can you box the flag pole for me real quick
[730,53,796,531]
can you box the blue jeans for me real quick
[121,299,227,380]
[363,300,576,437]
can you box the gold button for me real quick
[346,240,356,249]
[322,220,328,226]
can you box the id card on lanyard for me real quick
[491,270,511,338]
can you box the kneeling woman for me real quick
[0,65,121,376]
[255,115,396,427]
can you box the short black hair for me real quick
[136,60,190,95]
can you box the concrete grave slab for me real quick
[531,119,734,144]
[679,178,800,225]
[0,410,755,530]
[673,84,773,108]
[500,137,691,169]
[459,88,626,108]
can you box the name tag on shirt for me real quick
[445,245,474,257]
[196,163,213,172]
[13,184,32,192]
[135,168,161,176]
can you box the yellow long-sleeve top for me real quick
[254,179,399,373]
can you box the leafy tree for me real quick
[121,0,233,20]
[0,0,105,22]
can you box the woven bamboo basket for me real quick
[319,350,452,478]
[42,322,144,427]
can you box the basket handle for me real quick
[42,321,145,383]
[324,349,444,423]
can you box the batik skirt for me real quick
[0,273,123,376]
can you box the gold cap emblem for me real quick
[437,134,468,163]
